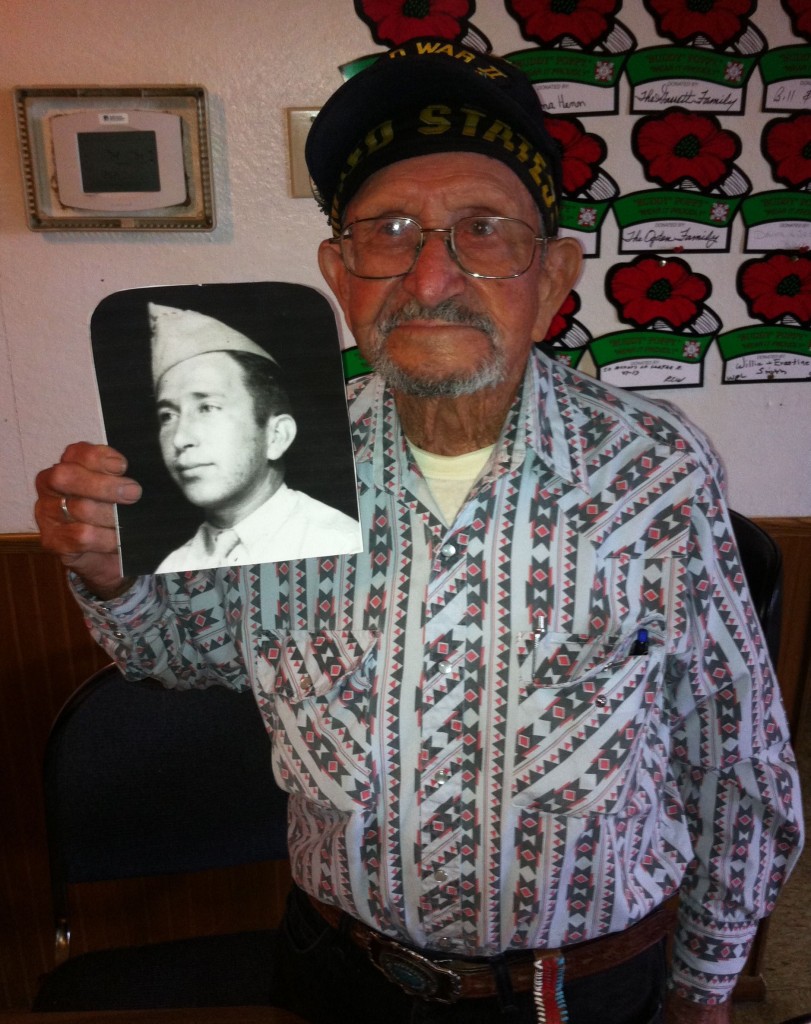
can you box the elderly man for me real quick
[36,41,801,1024]
[147,302,361,571]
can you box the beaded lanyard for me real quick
[532,954,569,1024]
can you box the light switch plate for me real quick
[287,108,320,198]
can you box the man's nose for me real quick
[171,413,196,450]
[401,229,466,305]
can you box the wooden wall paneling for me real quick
[0,538,109,1007]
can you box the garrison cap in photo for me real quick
[305,39,562,238]
[149,303,277,387]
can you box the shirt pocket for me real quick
[254,629,380,812]
[510,625,664,817]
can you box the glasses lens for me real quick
[342,217,420,279]
[452,217,537,278]
[339,216,540,279]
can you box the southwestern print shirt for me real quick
[76,350,802,1005]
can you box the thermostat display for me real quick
[78,130,160,193]
[51,109,187,211]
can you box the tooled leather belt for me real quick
[308,893,677,1004]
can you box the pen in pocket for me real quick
[631,628,649,656]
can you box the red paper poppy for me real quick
[738,253,811,325]
[506,0,619,50]
[781,0,811,41]
[544,291,580,343]
[545,116,606,195]
[762,113,811,189]
[606,256,711,329]
[353,0,474,46]
[633,109,740,189]
[643,0,754,47]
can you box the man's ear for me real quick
[531,236,584,342]
[318,239,353,325]
[266,413,297,461]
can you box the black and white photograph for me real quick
[90,282,362,576]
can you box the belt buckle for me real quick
[367,932,462,1003]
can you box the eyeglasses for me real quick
[329,215,547,280]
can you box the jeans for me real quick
[274,887,666,1024]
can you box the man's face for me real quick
[319,152,581,405]
[156,351,275,523]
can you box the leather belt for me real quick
[308,894,677,1004]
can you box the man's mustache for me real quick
[379,300,497,340]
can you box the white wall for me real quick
[1,0,809,533]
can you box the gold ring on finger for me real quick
[59,495,75,524]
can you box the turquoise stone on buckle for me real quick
[367,932,463,1003]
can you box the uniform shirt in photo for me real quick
[155,483,362,571]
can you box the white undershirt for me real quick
[408,441,494,524]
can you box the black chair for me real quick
[34,664,289,1010]
[729,509,783,665]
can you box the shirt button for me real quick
[439,661,453,676]
[113,630,126,640]
[436,769,451,786]
[440,542,457,559]
[595,694,607,707]
[437,936,454,951]
[300,675,313,694]
[435,868,448,883]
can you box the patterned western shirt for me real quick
[76,350,802,1004]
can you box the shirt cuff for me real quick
[69,572,159,670]
[669,903,758,1004]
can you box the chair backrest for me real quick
[729,509,783,665]
[44,665,288,955]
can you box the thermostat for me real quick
[15,86,214,230]
[51,109,186,211]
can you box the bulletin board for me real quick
[338,0,810,390]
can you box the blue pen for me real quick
[631,628,649,656]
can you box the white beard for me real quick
[370,299,506,398]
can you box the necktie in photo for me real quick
[204,526,241,563]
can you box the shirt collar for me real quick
[523,349,591,492]
[206,483,296,551]
[349,348,591,495]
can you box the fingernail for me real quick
[104,454,127,473]
[118,482,142,502]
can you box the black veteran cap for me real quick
[306,39,561,237]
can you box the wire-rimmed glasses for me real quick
[329,215,547,280]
